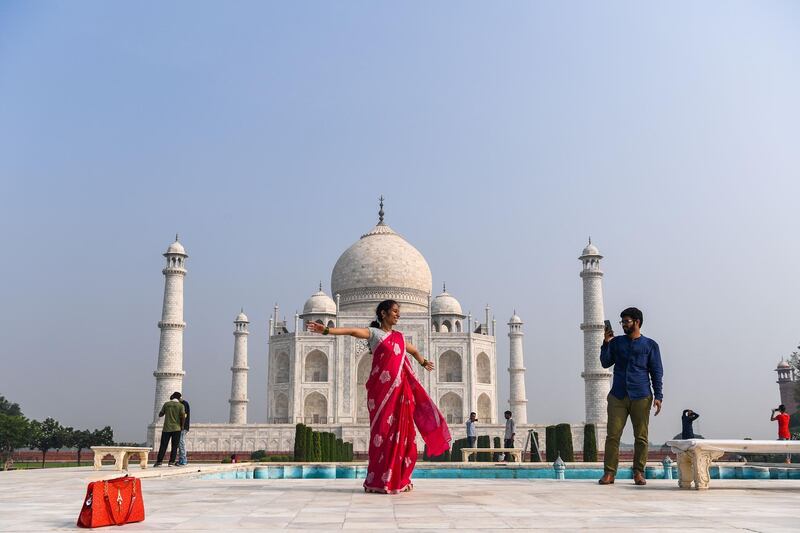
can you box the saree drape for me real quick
[364,330,451,493]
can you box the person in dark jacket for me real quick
[681,409,699,439]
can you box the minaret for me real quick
[579,239,612,425]
[229,309,250,424]
[508,312,528,424]
[152,235,188,423]
[776,359,798,416]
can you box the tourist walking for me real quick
[154,392,186,467]
[681,409,699,439]
[308,299,451,493]
[503,411,515,462]
[176,394,191,466]
[466,412,477,449]
[598,307,663,486]
[770,404,792,463]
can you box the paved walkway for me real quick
[1,465,798,531]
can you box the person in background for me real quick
[503,411,515,462]
[466,412,477,450]
[175,393,191,466]
[770,404,792,464]
[154,392,185,467]
[681,409,699,439]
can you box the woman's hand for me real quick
[422,360,435,372]
[307,322,325,334]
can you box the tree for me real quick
[71,430,94,466]
[92,426,114,446]
[0,396,22,417]
[29,418,66,468]
[0,413,30,470]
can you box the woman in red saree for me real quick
[308,299,451,493]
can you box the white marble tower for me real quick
[152,235,187,422]
[507,312,528,424]
[229,310,250,424]
[579,239,611,426]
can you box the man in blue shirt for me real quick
[598,307,663,486]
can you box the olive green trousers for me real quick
[603,394,652,474]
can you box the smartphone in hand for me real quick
[604,319,613,335]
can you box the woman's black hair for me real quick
[370,299,399,328]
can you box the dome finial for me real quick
[443,281,447,293]
[588,236,591,245]
[378,195,385,225]
[319,280,323,292]
[175,233,180,242]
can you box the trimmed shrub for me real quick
[311,432,322,462]
[321,432,330,461]
[294,424,305,461]
[529,431,542,462]
[268,454,293,462]
[583,424,598,462]
[555,423,574,462]
[477,435,491,462]
[336,438,344,461]
[450,437,468,462]
[251,449,267,461]
[545,425,557,462]
[493,436,502,461]
[305,426,314,461]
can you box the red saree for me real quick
[364,330,451,494]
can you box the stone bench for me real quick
[91,446,152,471]
[461,447,523,463]
[666,439,799,489]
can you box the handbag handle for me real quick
[103,477,138,526]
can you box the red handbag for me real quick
[77,475,145,528]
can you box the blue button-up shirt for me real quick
[600,334,663,401]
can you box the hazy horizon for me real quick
[2,1,799,446]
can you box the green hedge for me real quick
[477,435,491,462]
[545,425,557,462]
[294,424,306,461]
[251,449,267,461]
[583,424,598,462]
[555,423,574,462]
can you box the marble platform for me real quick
[1,465,798,531]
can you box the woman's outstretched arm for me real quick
[307,321,369,339]
[406,342,434,372]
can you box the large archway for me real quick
[477,393,492,423]
[476,352,491,384]
[304,350,328,382]
[303,392,327,424]
[438,350,463,382]
[439,392,463,424]
[274,352,290,384]
[356,353,372,423]
[273,392,289,423]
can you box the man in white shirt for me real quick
[504,410,516,462]
[465,412,477,449]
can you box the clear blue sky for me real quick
[1,1,799,444]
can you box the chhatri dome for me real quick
[331,198,432,314]
[303,285,337,315]
[580,238,600,257]
[431,284,463,316]
[166,234,187,256]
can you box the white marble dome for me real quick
[509,313,523,324]
[235,310,249,323]
[302,290,337,315]
[777,360,791,369]
[331,221,432,314]
[166,239,186,255]
[581,241,600,257]
[432,290,463,316]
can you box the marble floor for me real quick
[1,465,798,531]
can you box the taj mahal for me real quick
[147,201,611,453]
